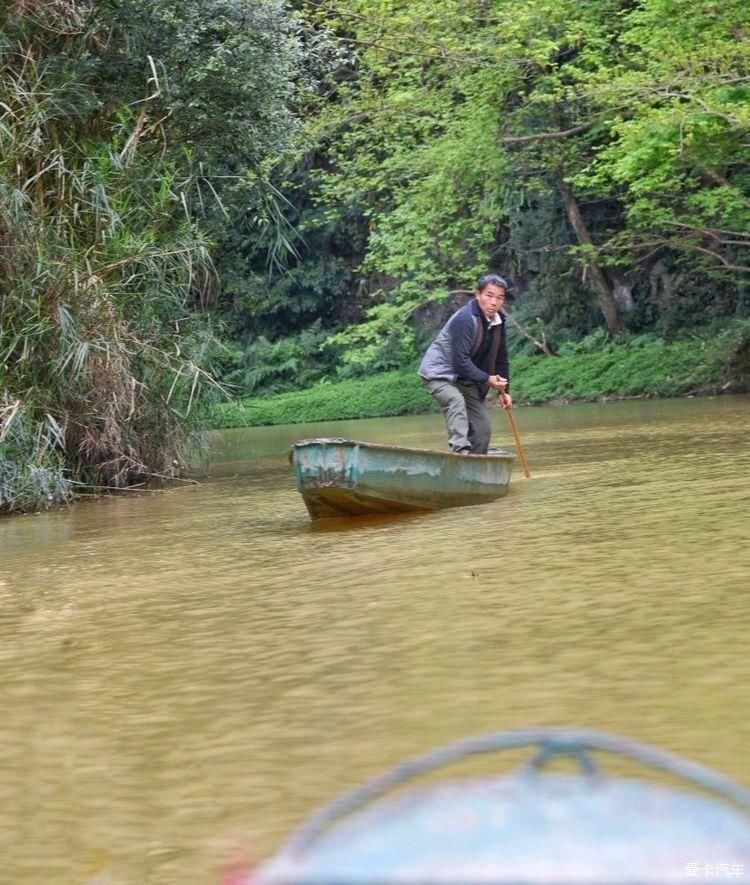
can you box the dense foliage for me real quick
[2,0,749,509]
[0,0,306,510]
[231,0,749,387]
[216,319,750,428]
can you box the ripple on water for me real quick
[1,396,749,883]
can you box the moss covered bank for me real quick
[212,322,750,429]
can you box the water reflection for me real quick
[1,395,749,883]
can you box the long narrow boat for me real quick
[289,437,514,520]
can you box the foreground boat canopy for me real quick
[252,727,750,884]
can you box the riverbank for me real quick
[211,322,750,428]
[3,323,747,514]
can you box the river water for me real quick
[2,395,749,884]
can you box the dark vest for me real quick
[470,315,503,378]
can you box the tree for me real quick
[0,0,307,509]
[289,0,750,365]
[578,0,750,295]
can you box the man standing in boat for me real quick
[419,273,513,455]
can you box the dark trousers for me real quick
[424,378,491,453]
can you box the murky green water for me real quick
[2,396,749,883]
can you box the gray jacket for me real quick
[418,298,510,392]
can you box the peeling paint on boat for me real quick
[290,438,514,519]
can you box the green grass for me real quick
[212,370,436,428]
[511,332,726,402]
[211,322,749,429]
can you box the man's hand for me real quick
[488,375,513,410]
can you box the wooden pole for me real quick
[506,409,531,478]
[501,394,531,479]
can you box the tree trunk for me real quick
[558,177,625,333]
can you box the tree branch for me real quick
[500,122,594,144]
[504,312,555,356]
[664,220,750,244]
[692,245,750,273]
[332,35,508,71]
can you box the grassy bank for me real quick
[211,370,435,428]
[212,322,750,428]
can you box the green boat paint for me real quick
[289,438,515,519]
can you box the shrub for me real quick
[0,397,72,512]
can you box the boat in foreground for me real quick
[289,437,514,520]
[248,727,750,884]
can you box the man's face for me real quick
[476,282,506,319]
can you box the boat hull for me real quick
[290,438,514,519]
